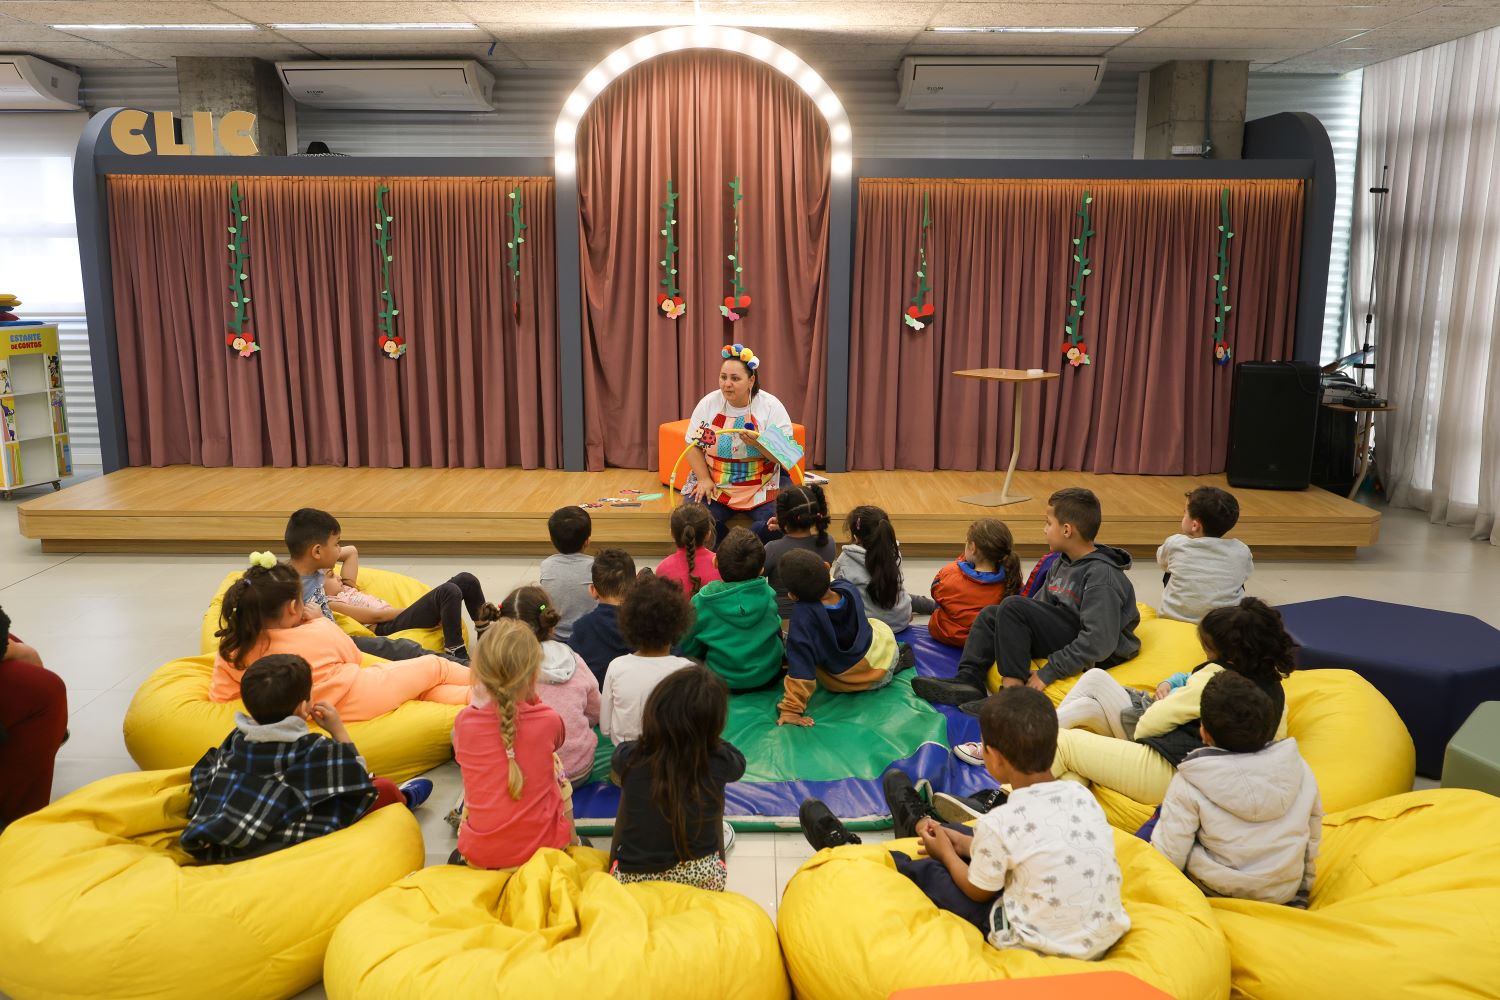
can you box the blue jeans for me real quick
[700,496,781,545]
[892,823,1000,934]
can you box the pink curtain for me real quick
[107,174,560,469]
[848,178,1304,473]
[575,50,831,470]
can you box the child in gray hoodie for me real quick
[1151,670,1322,905]
[831,505,935,632]
[914,487,1140,712]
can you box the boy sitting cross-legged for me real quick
[914,487,1140,714]
[678,527,785,693]
[800,687,1130,960]
[181,653,431,863]
[776,548,915,728]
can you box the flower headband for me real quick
[722,343,760,371]
[248,551,276,569]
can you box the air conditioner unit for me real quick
[897,56,1106,111]
[275,60,495,111]
[0,54,81,110]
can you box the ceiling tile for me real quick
[0,1,247,26]
[1192,0,1431,5]
[908,37,1116,53]
[291,39,513,60]
[1158,3,1430,30]
[5,39,139,63]
[1383,4,1500,31]
[1104,44,1312,60]
[466,0,941,28]
[1332,24,1490,46]
[926,3,1182,29]
[104,41,319,59]
[0,13,87,41]
[273,28,492,44]
[211,0,473,21]
[756,26,922,47]
[1117,26,1361,47]
[1254,50,1389,72]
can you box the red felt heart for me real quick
[379,335,390,346]
[906,305,919,317]
[225,334,236,346]
[920,303,935,317]
[657,293,668,305]
[738,294,752,308]
[723,296,736,308]
[672,296,683,306]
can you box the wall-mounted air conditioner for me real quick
[897,56,1107,111]
[0,54,81,110]
[275,60,496,111]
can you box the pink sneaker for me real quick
[953,741,984,767]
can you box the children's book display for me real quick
[0,295,72,498]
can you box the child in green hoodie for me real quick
[679,527,785,692]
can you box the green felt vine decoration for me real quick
[374,184,403,359]
[1212,187,1234,366]
[904,190,935,331]
[1062,190,1095,367]
[224,181,258,358]
[722,175,751,322]
[657,179,683,319]
[507,184,527,321]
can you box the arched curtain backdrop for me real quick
[106,174,561,469]
[575,49,832,470]
[848,178,1304,474]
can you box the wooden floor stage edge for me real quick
[17,466,1381,559]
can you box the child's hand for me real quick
[301,602,322,623]
[1026,671,1047,692]
[917,819,951,859]
[338,544,359,561]
[766,516,780,534]
[777,713,815,727]
[1155,681,1174,701]
[309,702,352,742]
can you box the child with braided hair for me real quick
[497,585,601,782]
[657,504,721,597]
[209,555,471,721]
[452,619,577,869]
[764,484,837,619]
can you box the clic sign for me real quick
[109,110,259,156]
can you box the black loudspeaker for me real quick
[1226,361,1320,490]
[1311,406,1357,495]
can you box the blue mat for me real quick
[573,625,999,832]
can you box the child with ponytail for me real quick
[453,618,576,869]
[210,554,471,720]
[833,505,936,632]
[611,665,746,890]
[498,585,601,782]
[657,504,721,596]
[927,519,1022,647]
[764,484,836,618]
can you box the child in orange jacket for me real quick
[927,519,1021,647]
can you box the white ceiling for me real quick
[1,0,1498,75]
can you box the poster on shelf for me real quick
[1,395,15,443]
[55,435,71,477]
[50,392,67,434]
[1,325,56,358]
[3,442,21,486]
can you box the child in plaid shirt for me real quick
[181,653,432,863]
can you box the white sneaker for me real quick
[953,741,984,767]
[722,819,737,854]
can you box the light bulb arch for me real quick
[552,25,853,178]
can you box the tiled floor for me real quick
[3,480,1490,996]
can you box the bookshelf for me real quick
[0,324,72,498]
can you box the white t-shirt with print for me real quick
[684,390,793,445]
[966,780,1131,960]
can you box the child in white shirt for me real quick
[1157,486,1253,623]
[601,571,695,745]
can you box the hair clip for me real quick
[248,551,276,569]
[505,747,517,759]
[538,602,547,611]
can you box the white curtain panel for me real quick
[1350,27,1500,543]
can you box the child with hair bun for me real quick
[927,519,1021,647]
[210,555,471,720]
[764,484,837,619]
[833,504,935,632]
[453,619,576,869]
[657,504,721,596]
[498,585,601,782]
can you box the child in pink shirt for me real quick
[497,585,601,782]
[656,504,721,596]
[453,619,576,869]
[211,559,470,721]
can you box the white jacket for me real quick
[1151,738,1322,904]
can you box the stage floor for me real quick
[16,465,1380,559]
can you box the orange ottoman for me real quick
[658,419,807,489]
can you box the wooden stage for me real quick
[16,466,1381,559]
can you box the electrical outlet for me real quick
[1172,143,1208,156]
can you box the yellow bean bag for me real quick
[777,830,1228,1000]
[1090,668,1416,831]
[987,605,1206,706]
[1210,789,1500,999]
[123,654,460,783]
[201,565,453,655]
[0,767,423,1000]
[323,847,788,1000]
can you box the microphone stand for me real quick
[1358,164,1391,390]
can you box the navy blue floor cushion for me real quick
[1277,597,1500,777]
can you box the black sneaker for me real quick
[911,675,986,707]
[444,644,470,663]
[895,643,917,673]
[883,769,939,839]
[799,798,862,850]
[932,788,1008,824]
[958,697,992,718]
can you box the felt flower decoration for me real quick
[720,305,741,322]
[380,335,406,359]
[1064,342,1092,367]
[904,313,925,331]
[1215,343,1232,365]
